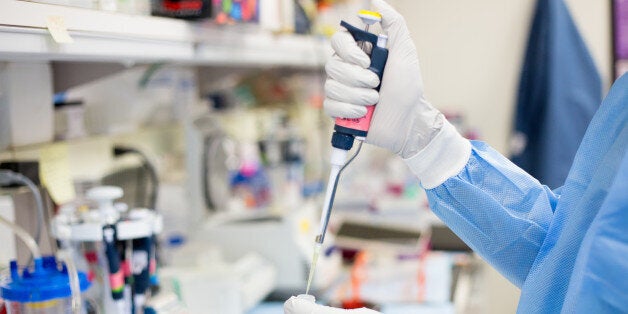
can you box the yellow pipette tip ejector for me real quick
[358,10,382,25]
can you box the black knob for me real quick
[331,132,354,150]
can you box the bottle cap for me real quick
[0,256,90,302]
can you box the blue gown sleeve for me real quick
[426,140,558,287]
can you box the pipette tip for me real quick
[305,243,323,295]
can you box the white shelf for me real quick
[0,0,330,67]
[195,32,329,67]
[0,25,195,63]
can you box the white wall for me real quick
[386,1,611,313]
[390,0,612,154]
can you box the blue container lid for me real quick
[1,256,91,302]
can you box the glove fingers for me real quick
[326,57,380,89]
[331,31,371,68]
[371,0,410,46]
[325,79,379,106]
[324,98,368,119]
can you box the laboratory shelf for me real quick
[0,0,330,67]
[0,25,195,63]
[195,31,329,67]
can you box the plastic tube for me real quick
[57,249,82,314]
[0,170,46,248]
[112,147,159,210]
[0,214,41,260]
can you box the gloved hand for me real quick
[284,295,380,314]
[324,0,471,188]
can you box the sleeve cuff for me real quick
[402,121,472,189]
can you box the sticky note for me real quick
[46,16,74,44]
[39,143,76,204]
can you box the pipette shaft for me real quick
[306,9,388,295]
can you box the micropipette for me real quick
[305,10,389,295]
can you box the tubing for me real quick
[0,214,41,260]
[112,147,159,210]
[0,170,46,249]
[57,249,82,314]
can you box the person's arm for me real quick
[405,123,557,287]
[325,0,558,287]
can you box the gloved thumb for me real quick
[371,0,409,41]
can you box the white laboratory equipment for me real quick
[196,201,343,295]
[159,245,276,314]
[52,186,162,244]
[50,186,163,314]
[0,193,90,314]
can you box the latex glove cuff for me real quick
[403,121,472,189]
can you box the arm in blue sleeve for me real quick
[426,141,558,287]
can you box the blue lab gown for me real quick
[512,0,602,189]
[426,73,628,313]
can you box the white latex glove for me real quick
[324,0,471,189]
[284,295,380,314]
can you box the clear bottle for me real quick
[1,256,91,314]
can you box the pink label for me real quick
[109,271,124,290]
[121,260,131,277]
[149,258,157,274]
[335,105,375,133]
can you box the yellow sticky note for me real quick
[46,16,74,44]
[39,143,76,204]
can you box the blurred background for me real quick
[0,0,625,313]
